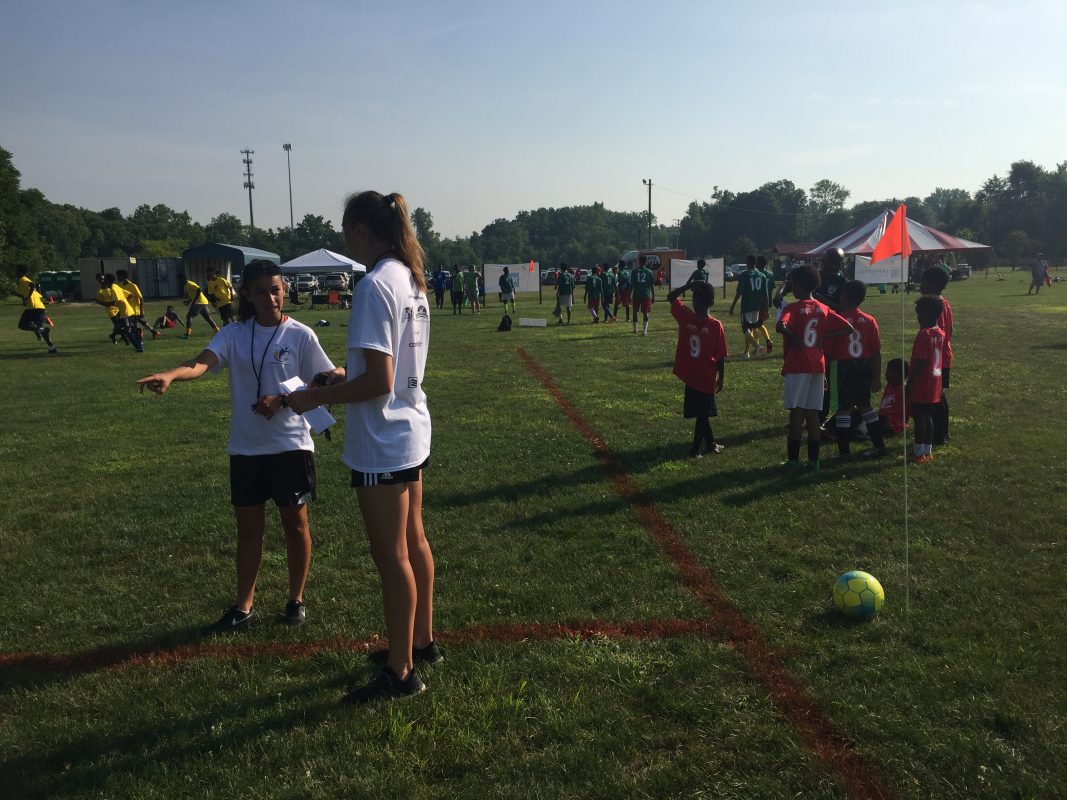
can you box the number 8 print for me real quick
[847,330,863,358]
[689,334,701,358]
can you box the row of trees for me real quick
[3,143,1063,289]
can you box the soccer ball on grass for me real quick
[832,570,884,620]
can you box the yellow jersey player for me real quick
[117,269,159,340]
[95,272,142,351]
[13,266,57,353]
[206,267,237,324]
[177,272,220,338]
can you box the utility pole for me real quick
[282,143,294,228]
[642,178,652,248]
[241,149,255,229]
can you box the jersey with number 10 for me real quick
[909,326,945,403]
[779,299,849,375]
[736,270,768,313]
[671,299,727,394]
[830,308,880,361]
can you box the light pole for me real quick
[282,143,294,228]
[642,178,652,248]
[241,149,255,229]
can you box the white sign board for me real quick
[855,254,906,284]
[484,263,540,294]
[670,258,725,290]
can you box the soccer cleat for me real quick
[343,665,425,705]
[284,599,306,627]
[805,459,821,472]
[47,346,58,354]
[689,449,704,459]
[178,334,189,339]
[780,459,804,471]
[368,640,444,667]
[152,330,161,339]
[708,443,725,454]
[201,605,257,635]
[862,447,888,459]
[765,340,773,353]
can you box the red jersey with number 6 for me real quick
[937,295,954,369]
[779,299,850,375]
[909,325,945,403]
[830,308,881,361]
[671,299,728,394]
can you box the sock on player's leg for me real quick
[787,437,801,462]
[642,318,649,335]
[704,420,716,450]
[863,410,884,448]
[807,438,821,463]
[692,419,705,454]
[836,413,852,455]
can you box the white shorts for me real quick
[783,373,825,410]
[742,310,761,326]
[559,294,573,309]
[501,292,515,302]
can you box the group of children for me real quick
[552,258,657,335]
[668,249,956,469]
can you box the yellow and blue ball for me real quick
[832,570,885,620]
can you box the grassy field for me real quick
[1,272,1064,799]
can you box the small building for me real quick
[180,243,281,295]
[77,256,139,304]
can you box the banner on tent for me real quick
[855,255,905,284]
[484,263,540,295]
[669,258,725,290]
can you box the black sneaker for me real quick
[368,640,444,667]
[284,599,306,627]
[201,605,257,635]
[862,446,888,459]
[343,666,425,705]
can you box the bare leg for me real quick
[404,477,435,649]
[278,503,312,603]
[356,483,417,680]
[234,504,267,612]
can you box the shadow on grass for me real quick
[1035,341,1067,350]
[0,625,204,697]
[3,671,350,800]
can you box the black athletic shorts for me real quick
[218,303,235,321]
[835,359,873,410]
[911,401,939,417]
[230,450,316,507]
[683,385,718,419]
[941,367,951,390]
[18,309,46,331]
[351,458,428,488]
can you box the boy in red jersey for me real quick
[775,265,853,471]
[874,358,909,449]
[920,268,954,445]
[907,296,946,464]
[668,274,728,457]
[828,280,883,458]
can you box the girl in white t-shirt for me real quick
[289,191,437,704]
[137,260,341,635]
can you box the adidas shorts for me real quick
[351,458,429,488]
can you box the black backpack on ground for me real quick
[497,313,512,332]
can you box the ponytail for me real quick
[343,191,427,295]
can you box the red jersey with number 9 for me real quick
[779,299,849,375]
[671,299,728,394]
[830,308,881,361]
[909,325,945,403]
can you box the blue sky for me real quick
[1,0,1064,237]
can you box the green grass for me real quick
[1,272,1064,799]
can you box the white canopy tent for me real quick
[279,248,365,275]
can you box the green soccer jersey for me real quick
[735,269,768,313]
[557,272,575,296]
[585,275,602,298]
[600,271,616,295]
[452,273,463,292]
[463,271,478,292]
[760,269,776,304]
[693,267,710,284]
[631,267,654,299]
[499,273,516,293]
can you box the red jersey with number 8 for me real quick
[671,299,727,394]
[779,299,849,375]
[909,326,945,403]
[830,308,881,361]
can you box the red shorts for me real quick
[619,288,632,306]
[588,298,600,310]
[634,298,652,314]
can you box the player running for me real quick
[207,267,237,325]
[728,255,769,358]
[178,272,220,338]
[117,269,159,340]
[12,266,58,354]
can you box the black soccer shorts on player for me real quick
[835,359,873,410]
[351,458,428,488]
[18,309,46,331]
[230,450,316,507]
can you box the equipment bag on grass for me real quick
[497,313,512,332]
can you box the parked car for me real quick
[725,263,746,281]
[952,262,971,281]
[322,272,350,291]
[295,273,319,292]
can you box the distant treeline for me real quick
[2,144,1063,287]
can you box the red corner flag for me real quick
[871,204,912,264]
[529,259,535,273]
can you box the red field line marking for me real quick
[0,618,716,675]
[517,347,896,800]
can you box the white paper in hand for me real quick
[279,376,336,434]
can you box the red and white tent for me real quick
[804,210,990,256]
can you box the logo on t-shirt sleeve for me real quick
[407,377,418,389]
